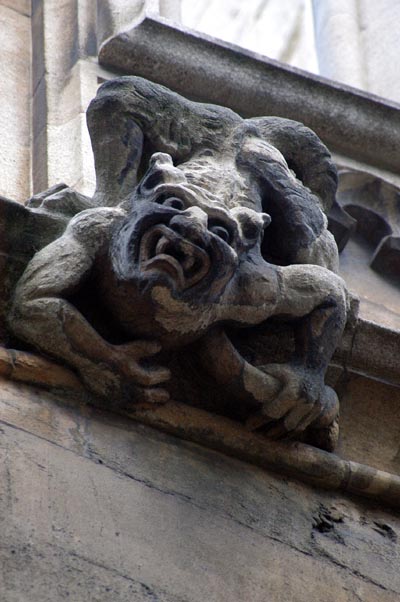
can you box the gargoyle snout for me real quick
[169,207,210,248]
[138,153,186,196]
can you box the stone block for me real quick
[47,114,95,193]
[1,378,400,601]
[0,0,31,17]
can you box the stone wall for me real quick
[1,3,400,601]
[313,0,400,103]
[1,376,400,602]
[0,1,31,201]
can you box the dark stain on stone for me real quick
[373,521,398,542]
[312,504,344,535]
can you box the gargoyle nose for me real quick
[139,153,186,193]
[169,207,209,245]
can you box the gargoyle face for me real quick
[110,152,271,345]
[137,211,231,295]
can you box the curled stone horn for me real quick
[246,116,338,212]
[86,76,241,206]
[87,76,337,219]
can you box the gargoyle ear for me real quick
[86,76,241,207]
[246,116,338,213]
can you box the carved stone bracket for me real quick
[3,77,350,453]
[337,168,400,281]
[333,167,400,329]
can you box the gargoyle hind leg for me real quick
[9,217,170,406]
[253,264,347,450]
[196,326,339,445]
[196,264,347,450]
[195,326,281,410]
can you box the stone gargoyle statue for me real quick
[3,77,348,451]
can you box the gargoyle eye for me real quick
[209,223,231,244]
[198,149,214,158]
[241,221,259,240]
[157,196,185,210]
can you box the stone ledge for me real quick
[99,14,400,176]
[2,399,399,602]
[1,340,400,510]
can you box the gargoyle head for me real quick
[88,77,339,346]
[108,147,273,345]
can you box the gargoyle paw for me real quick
[110,340,171,387]
[246,363,338,440]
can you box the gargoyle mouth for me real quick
[139,224,211,290]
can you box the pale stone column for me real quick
[312,0,365,89]
[0,1,32,201]
[181,0,318,74]
[97,0,181,46]
[32,0,100,196]
[313,0,400,103]
[36,0,182,197]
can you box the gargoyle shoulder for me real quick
[66,206,126,248]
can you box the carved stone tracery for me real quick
[3,77,348,451]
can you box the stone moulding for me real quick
[98,14,400,176]
[0,348,400,510]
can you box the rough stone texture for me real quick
[98,15,400,178]
[0,3,31,201]
[2,345,400,507]
[349,321,400,389]
[337,374,400,475]
[1,377,400,602]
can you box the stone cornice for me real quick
[99,15,400,176]
[1,341,400,510]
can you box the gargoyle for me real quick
[7,77,348,451]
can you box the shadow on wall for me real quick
[328,169,400,328]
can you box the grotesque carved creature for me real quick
[8,77,348,450]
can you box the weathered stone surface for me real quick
[0,4,31,201]
[99,15,400,176]
[350,321,400,387]
[1,0,30,15]
[338,373,400,475]
[1,379,400,601]
[6,76,350,451]
[1,354,400,506]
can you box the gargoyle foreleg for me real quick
[195,326,281,411]
[203,262,347,448]
[245,263,347,447]
[9,214,170,405]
